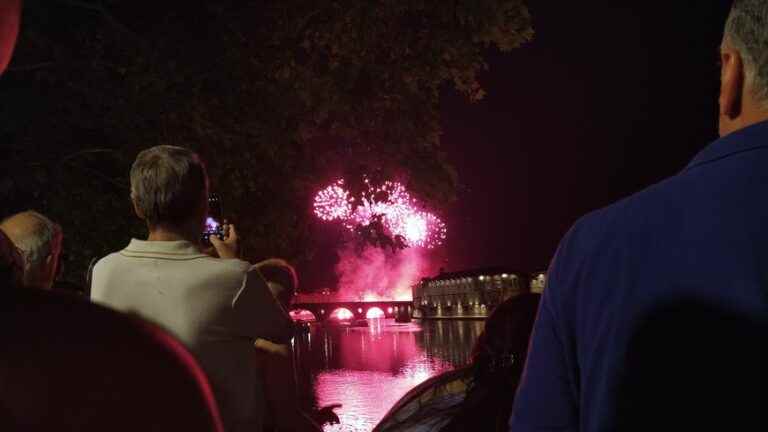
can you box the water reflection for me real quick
[293,318,484,432]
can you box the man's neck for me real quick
[721,101,768,137]
[147,224,197,244]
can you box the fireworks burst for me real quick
[313,178,446,248]
[313,179,354,221]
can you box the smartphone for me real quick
[202,193,225,246]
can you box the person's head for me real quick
[0,229,23,289]
[257,258,298,309]
[442,293,541,432]
[471,293,541,387]
[0,211,62,290]
[130,146,209,239]
[0,0,21,74]
[719,0,768,136]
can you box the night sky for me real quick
[438,2,733,275]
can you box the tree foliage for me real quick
[0,0,532,287]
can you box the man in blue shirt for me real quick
[510,1,768,430]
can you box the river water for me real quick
[292,318,485,432]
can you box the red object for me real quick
[0,0,21,73]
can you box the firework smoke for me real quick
[334,244,427,301]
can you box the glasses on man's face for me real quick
[13,246,24,272]
[55,250,65,281]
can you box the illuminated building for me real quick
[530,271,546,293]
[412,268,524,318]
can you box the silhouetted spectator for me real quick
[511,2,768,430]
[91,145,292,432]
[258,258,299,310]
[254,258,341,431]
[0,288,224,431]
[1,211,63,290]
[375,293,541,431]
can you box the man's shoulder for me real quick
[570,173,689,246]
[93,249,251,281]
[548,173,691,284]
[93,251,124,274]
[195,257,252,275]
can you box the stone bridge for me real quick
[290,301,413,321]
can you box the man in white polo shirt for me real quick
[91,145,291,432]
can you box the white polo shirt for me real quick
[91,239,291,432]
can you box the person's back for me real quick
[94,245,258,346]
[92,243,285,430]
[511,2,768,430]
[512,123,768,430]
[91,146,291,432]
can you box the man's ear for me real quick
[132,196,146,220]
[719,48,745,119]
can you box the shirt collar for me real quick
[121,239,209,260]
[685,120,768,172]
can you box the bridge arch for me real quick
[366,307,385,319]
[329,307,354,321]
[291,301,413,321]
[288,308,317,322]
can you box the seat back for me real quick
[0,288,224,431]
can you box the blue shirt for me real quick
[509,120,768,431]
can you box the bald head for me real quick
[0,211,62,290]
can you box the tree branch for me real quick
[56,0,141,42]
[7,61,55,72]
[58,148,119,167]
[60,161,129,190]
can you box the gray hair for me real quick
[130,145,208,227]
[3,211,62,267]
[725,0,768,107]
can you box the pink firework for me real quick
[313,178,446,248]
[421,211,447,248]
[313,180,354,221]
[385,209,445,249]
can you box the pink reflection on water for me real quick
[314,321,454,431]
